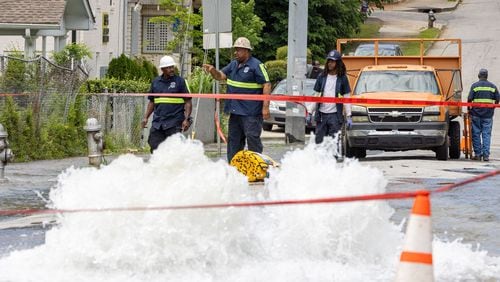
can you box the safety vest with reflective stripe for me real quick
[222,57,270,116]
[468,80,500,118]
[148,75,191,129]
[154,97,185,104]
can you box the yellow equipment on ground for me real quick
[230,150,279,182]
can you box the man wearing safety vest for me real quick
[203,37,272,162]
[142,55,192,153]
[467,68,500,161]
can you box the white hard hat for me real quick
[233,37,252,50]
[159,55,176,68]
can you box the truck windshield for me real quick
[354,70,439,95]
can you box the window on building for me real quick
[142,17,171,53]
[102,13,109,43]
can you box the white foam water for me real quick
[0,135,498,281]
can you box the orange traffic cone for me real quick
[395,190,434,282]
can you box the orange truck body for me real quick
[337,38,464,160]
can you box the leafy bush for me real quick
[275,46,312,62]
[52,43,92,67]
[140,58,159,82]
[81,78,150,94]
[106,54,157,82]
[187,66,214,94]
[3,52,26,93]
[265,60,287,84]
[0,95,88,161]
[276,46,288,61]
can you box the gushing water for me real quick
[0,135,498,281]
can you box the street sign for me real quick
[202,0,232,49]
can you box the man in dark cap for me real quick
[467,68,500,161]
[313,50,352,144]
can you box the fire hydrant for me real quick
[84,118,104,167]
[428,10,436,28]
[0,123,14,182]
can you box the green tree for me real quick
[106,54,156,82]
[218,0,265,65]
[52,43,92,67]
[151,0,203,64]
[3,51,26,93]
[253,0,385,62]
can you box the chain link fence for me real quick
[0,55,88,124]
[0,55,147,160]
[84,92,147,151]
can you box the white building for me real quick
[0,0,199,78]
[0,0,94,58]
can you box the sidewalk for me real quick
[384,0,459,12]
[371,0,460,38]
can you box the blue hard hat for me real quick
[326,50,342,61]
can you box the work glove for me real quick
[346,116,353,129]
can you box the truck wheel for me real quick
[262,123,273,131]
[435,140,449,161]
[344,137,355,158]
[449,121,461,159]
[355,148,367,159]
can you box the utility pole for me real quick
[285,0,308,143]
[202,0,232,146]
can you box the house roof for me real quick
[0,0,66,25]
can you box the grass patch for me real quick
[355,21,383,39]
[343,21,383,54]
[401,27,441,55]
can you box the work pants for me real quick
[148,126,182,153]
[315,112,342,144]
[471,115,493,158]
[227,114,263,162]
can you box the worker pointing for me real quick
[203,37,272,162]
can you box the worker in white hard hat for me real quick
[203,37,271,162]
[142,55,192,153]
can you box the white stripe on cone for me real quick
[395,193,434,282]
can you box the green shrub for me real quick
[3,52,26,93]
[106,54,157,82]
[276,46,288,61]
[81,78,150,94]
[140,58,158,81]
[0,95,88,161]
[39,94,87,159]
[275,46,312,62]
[0,97,26,160]
[187,66,214,94]
[52,43,92,67]
[265,60,287,84]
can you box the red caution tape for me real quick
[214,109,227,144]
[434,169,500,193]
[2,92,498,108]
[0,169,497,217]
[109,92,500,109]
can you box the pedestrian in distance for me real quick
[142,55,193,153]
[307,60,322,79]
[467,68,500,161]
[203,37,272,162]
[313,50,352,144]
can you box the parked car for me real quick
[354,43,403,56]
[263,79,317,131]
